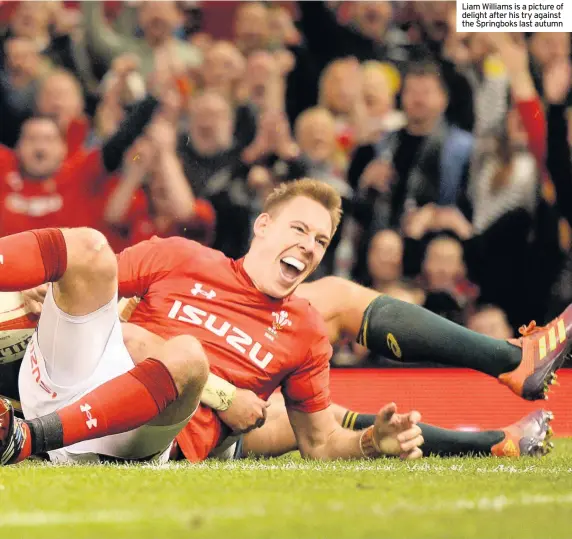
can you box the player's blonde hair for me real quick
[263,178,343,235]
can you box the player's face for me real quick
[17,119,66,178]
[251,196,333,298]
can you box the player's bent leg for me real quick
[121,325,208,425]
[17,228,119,388]
[297,277,379,342]
[357,295,572,401]
[147,335,209,427]
[303,276,571,401]
[52,228,117,316]
[1,330,208,465]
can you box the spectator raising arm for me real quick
[544,60,572,228]
[488,33,545,166]
[104,137,155,228]
[147,117,196,222]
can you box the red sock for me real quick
[57,358,179,447]
[0,229,67,290]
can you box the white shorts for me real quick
[18,285,191,464]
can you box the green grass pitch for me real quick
[2,441,572,539]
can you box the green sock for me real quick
[341,411,504,457]
[418,423,505,457]
[357,296,521,377]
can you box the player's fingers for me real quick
[379,402,397,423]
[400,434,424,453]
[408,410,421,425]
[401,447,423,460]
[396,424,422,444]
[26,299,42,317]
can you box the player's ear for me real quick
[253,213,271,238]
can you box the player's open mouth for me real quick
[279,256,305,282]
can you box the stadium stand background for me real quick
[0,0,571,374]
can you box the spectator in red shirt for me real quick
[0,91,165,237]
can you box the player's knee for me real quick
[63,228,116,283]
[159,335,209,394]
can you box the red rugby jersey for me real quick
[117,236,332,461]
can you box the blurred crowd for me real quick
[1,0,571,367]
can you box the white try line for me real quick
[19,459,572,475]
[4,493,572,528]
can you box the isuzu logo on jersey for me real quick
[190,283,217,300]
[167,300,274,369]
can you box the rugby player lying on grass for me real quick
[10,176,565,463]
[0,179,424,465]
[120,313,554,461]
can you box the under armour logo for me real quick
[191,283,216,300]
[80,403,98,429]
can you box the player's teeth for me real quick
[282,257,305,271]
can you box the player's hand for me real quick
[21,284,48,318]
[217,389,270,434]
[373,402,423,459]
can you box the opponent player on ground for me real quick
[116,239,566,459]
[16,174,570,460]
[0,179,425,464]
[120,320,554,460]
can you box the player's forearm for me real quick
[300,425,364,460]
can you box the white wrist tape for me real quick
[201,373,237,411]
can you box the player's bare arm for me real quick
[287,404,423,460]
